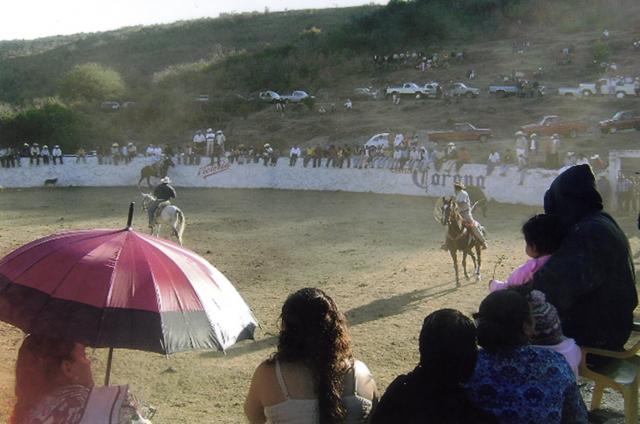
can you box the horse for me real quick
[138,157,175,188]
[437,197,483,287]
[141,193,186,245]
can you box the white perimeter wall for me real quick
[0,156,573,206]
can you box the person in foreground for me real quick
[244,287,378,424]
[466,290,588,424]
[11,334,152,424]
[370,309,497,424]
[531,164,637,351]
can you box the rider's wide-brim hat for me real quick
[454,182,465,190]
[160,177,171,184]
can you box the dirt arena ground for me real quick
[0,187,638,423]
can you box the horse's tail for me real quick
[176,209,186,245]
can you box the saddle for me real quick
[154,200,171,218]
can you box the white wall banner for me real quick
[0,156,574,206]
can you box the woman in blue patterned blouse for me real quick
[466,290,588,424]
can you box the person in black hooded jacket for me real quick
[530,164,637,351]
[371,309,497,424]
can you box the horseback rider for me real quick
[148,176,177,229]
[441,182,488,250]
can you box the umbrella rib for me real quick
[6,230,119,281]
[143,238,208,352]
[91,232,127,348]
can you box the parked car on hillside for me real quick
[421,82,442,99]
[599,111,640,133]
[258,90,282,103]
[195,94,209,102]
[100,101,120,111]
[385,82,426,97]
[353,87,381,100]
[427,123,492,143]
[447,82,480,98]
[281,90,314,103]
[364,133,390,148]
[560,77,640,98]
[520,115,590,138]
[489,82,544,97]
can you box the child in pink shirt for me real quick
[490,214,580,377]
[489,214,564,291]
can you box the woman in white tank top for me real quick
[244,288,378,424]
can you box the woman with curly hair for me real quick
[245,287,378,424]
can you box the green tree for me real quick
[0,102,87,151]
[60,63,126,102]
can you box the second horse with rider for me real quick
[441,182,488,250]
[148,177,177,229]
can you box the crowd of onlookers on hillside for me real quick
[8,165,637,424]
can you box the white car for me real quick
[258,90,281,103]
[364,133,390,148]
[281,90,314,103]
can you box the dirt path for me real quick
[0,187,638,423]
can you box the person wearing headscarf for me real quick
[530,164,637,351]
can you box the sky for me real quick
[1,0,388,41]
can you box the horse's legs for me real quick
[462,250,470,280]
[449,249,460,287]
[475,245,482,280]
[138,175,144,187]
[147,176,152,188]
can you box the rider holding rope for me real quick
[441,182,488,250]
[148,176,177,229]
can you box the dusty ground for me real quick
[0,187,639,423]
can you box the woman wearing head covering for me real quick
[371,309,496,424]
[531,164,637,351]
[244,288,378,424]
[466,290,587,423]
[11,334,151,424]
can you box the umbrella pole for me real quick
[127,202,135,228]
[105,347,114,386]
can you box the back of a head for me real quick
[522,214,566,255]
[419,309,477,386]
[277,288,353,424]
[12,335,76,424]
[475,290,531,352]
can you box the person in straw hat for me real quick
[442,182,488,250]
[148,176,176,229]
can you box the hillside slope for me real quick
[0,6,377,103]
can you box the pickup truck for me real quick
[557,84,597,97]
[427,123,492,143]
[447,82,480,98]
[385,82,426,97]
[520,115,590,138]
[599,111,640,133]
[560,78,639,98]
[489,82,544,98]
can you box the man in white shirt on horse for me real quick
[441,182,488,250]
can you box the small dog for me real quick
[44,178,58,187]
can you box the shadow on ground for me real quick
[203,280,467,359]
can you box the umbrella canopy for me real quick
[0,228,257,354]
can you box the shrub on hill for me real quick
[0,100,88,151]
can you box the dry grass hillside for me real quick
[222,20,640,163]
